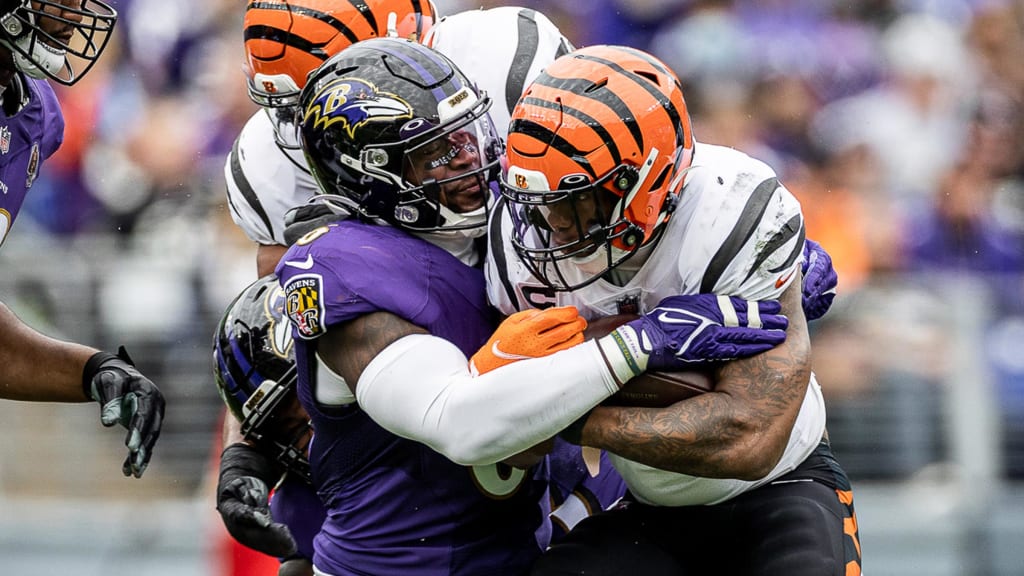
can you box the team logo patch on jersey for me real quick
[284,274,326,339]
[303,78,412,139]
[0,209,11,247]
[0,126,10,154]
[26,142,39,188]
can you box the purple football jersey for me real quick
[276,220,551,576]
[271,475,325,563]
[0,77,64,248]
[546,439,627,542]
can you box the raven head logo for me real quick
[303,78,413,139]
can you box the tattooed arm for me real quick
[577,278,811,481]
[316,311,429,389]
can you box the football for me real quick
[583,314,715,408]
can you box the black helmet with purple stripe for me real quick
[298,37,502,236]
[213,275,311,483]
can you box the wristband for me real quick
[81,351,119,400]
[219,442,282,489]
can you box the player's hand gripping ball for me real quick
[585,315,714,408]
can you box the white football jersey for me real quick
[224,109,318,246]
[486,142,827,506]
[224,6,572,247]
[425,6,573,137]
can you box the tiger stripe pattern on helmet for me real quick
[509,45,691,185]
[244,0,438,108]
[502,45,695,290]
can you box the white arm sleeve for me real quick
[355,334,619,466]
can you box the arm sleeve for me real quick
[355,334,619,466]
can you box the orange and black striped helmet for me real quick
[501,45,694,291]
[243,0,439,108]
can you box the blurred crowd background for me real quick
[0,0,1022,574]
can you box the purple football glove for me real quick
[802,239,838,321]
[597,294,788,378]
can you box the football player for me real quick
[218,2,631,564]
[216,1,439,566]
[0,0,164,479]
[213,275,324,576]
[488,45,862,575]
[275,37,788,575]
[226,0,439,278]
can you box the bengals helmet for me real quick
[0,0,117,85]
[502,45,694,291]
[244,0,438,110]
[298,37,502,235]
[213,275,311,483]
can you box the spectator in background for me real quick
[811,13,972,215]
[902,84,1024,306]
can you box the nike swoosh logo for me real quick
[775,269,796,289]
[656,311,699,325]
[490,341,534,361]
[284,255,315,270]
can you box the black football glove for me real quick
[217,442,298,558]
[283,201,346,246]
[82,346,165,478]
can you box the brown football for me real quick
[583,314,716,408]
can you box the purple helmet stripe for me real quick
[375,41,464,103]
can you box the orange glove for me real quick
[470,307,588,375]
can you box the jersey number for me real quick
[470,463,527,499]
[296,225,330,246]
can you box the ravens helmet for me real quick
[501,45,694,291]
[297,37,502,235]
[0,0,117,85]
[213,275,311,483]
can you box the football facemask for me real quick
[0,0,116,85]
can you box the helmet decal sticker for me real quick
[303,78,413,138]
